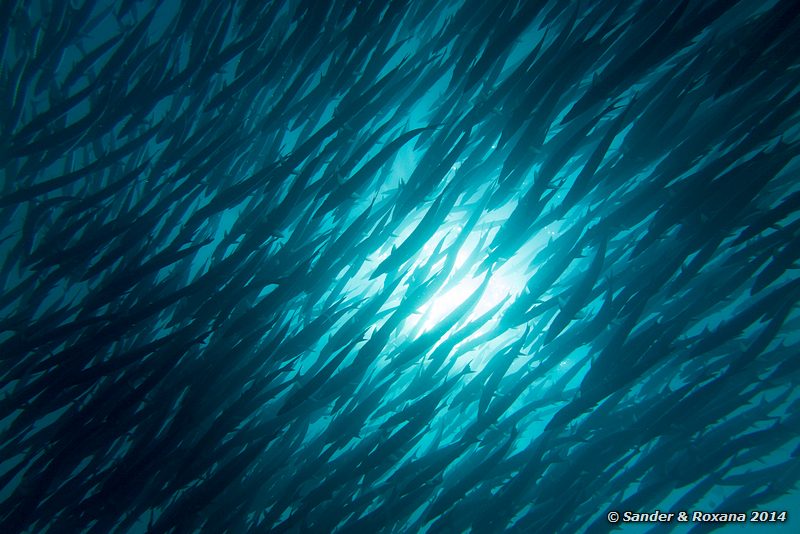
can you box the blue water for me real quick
[1,1,799,532]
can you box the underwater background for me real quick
[1,0,800,532]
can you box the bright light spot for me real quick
[354,185,552,364]
[413,266,521,337]
[454,245,470,270]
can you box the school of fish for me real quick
[1,0,800,532]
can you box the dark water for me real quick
[1,1,799,532]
